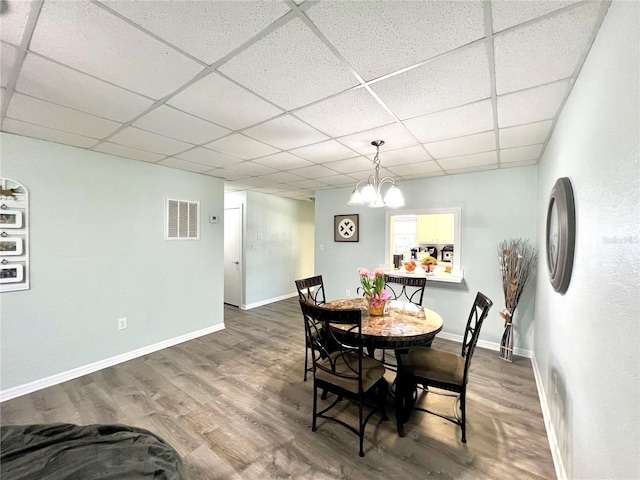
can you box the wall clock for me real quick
[334,214,359,242]
[546,177,576,294]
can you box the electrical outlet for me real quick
[346,289,350,297]
[118,317,127,330]
[319,244,324,251]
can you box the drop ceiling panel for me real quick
[99,0,291,64]
[220,161,278,176]
[205,169,248,181]
[371,145,433,167]
[156,157,213,173]
[29,1,203,99]
[252,152,314,170]
[205,133,279,160]
[497,80,569,128]
[306,1,485,80]
[324,156,375,174]
[133,105,230,145]
[500,144,544,163]
[288,164,338,179]
[284,178,327,189]
[438,151,498,170]
[372,43,492,120]
[93,142,165,163]
[294,87,396,138]
[425,131,496,159]
[243,114,328,150]
[0,0,32,45]
[109,126,193,155]
[316,174,361,186]
[403,100,494,143]
[338,123,419,155]
[167,72,283,130]
[16,53,155,122]
[175,147,244,168]
[389,161,442,177]
[494,2,602,94]
[7,93,121,138]
[491,1,579,33]
[1,43,17,88]
[499,120,553,149]
[289,139,358,164]
[2,118,98,149]
[257,171,306,184]
[218,18,358,110]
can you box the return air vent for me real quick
[165,198,200,240]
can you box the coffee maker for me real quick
[410,248,418,260]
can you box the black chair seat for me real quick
[316,352,385,394]
[406,347,465,385]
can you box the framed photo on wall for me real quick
[0,238,23,256]
[334,214,359,242]
[0,210,23,229]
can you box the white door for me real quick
[224,207,242,306]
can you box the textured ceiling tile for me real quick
[16,53,155,122]
[168,72,282,130]
[259,171,306,183]
[500,144,544,163]
[494,2,603,94]
[0,0,32,44]
[99,0,290,64]
[316,174,361,186]
[221,161,278,176]
[372,145,433,167]
[337,123,419,155]
[387,161,442,177]
[1,43,17,88]
[29,1,203,99]
[324,156,375,174]
[403,100,494,143]
[109,126,193,155]
[443,164,496,175]
[491,1,579,32]
[218,18,357,110]
[294,87,396,137]
[497,80,569,128]
[7,93,121,138]
[499,120,553,148]
[306,1,485,80]
[252,152,314,170]
[289,139,358,163]
[134,105,230,145]
[372,43,492,120]
[288,164,338,179]
[93,142,165,163]
[176,147,243,168]
[205,170,249,181]
[243,114,328,150]
[205,133,279,160]
[424,131,496,159]
[437,151,498,170]
[156,157,213,173]
[231,176,274,188]
[1,117,98,148]
[284,178,327,189]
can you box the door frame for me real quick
[224,206,244,307]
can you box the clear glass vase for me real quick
[366,296,387,316]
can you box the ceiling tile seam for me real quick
[426,146,498,162]
[90,0,208,68]
[398,97,494,125]
[0,0,43,124]
[483,1,502,169]
[1,115,99,140]
[114,120,228,151]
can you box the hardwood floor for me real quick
[1,298,555,479]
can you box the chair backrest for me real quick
[383,274,427,305]
[295,275,326,305]
[298,300,365,391]
[460,292,493,384]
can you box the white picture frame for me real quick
[0,264,24,283]
[0,210,23,229]
[0,238,23,256]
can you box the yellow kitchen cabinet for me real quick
[417,214,454,243]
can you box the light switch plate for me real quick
[209,215,219,224]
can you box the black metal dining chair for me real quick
[394,292,493,440]
[299,300,388,457]
[383,274,426,306]
[295,276,326,381]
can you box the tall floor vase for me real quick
[499,322,514,362]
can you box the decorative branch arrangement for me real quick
[497,239,537,362]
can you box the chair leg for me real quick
[395,375,410,437]
[377,379,389,421]
[303,344,309,381]
[358,401,365,457]
[460,390,466,443]
[312,383,318,432]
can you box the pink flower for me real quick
[374,268,384,277]
[358,268,369,277]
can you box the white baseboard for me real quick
[436,331,533,358]
[241,291,298,310]
[0,323,226,403]
[531,355,567,480]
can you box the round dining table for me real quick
[323,297,443,437]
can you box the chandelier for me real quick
[347,140,405,208]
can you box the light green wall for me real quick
[225,191,315,308]
[0,133,225,391]
[315,166,537,351]
[534,1,639,478]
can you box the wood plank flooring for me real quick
[1,298,556,479]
